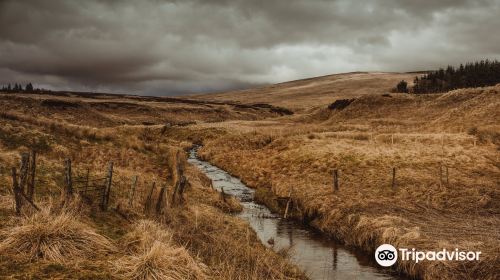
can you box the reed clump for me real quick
[0,207,114,263]
[113,219,207,280]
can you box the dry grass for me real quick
[113,219,207,280]
[0,206,114,263]
[2,77,498,279]
[191,72,417,111]
[196,85,500,279]
[0,90,303,279]
[165,204,305,280]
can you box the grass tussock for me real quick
[0,207,114,263]
[113,219,207,280]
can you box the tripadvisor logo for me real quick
[375,244,398,267]
[375,244,481,267]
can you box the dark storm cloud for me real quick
[1,0,499,95]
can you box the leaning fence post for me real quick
[128,175,138,208]
[333,169,339,191]
[102,161,114,211]
[283,190,292,219]
[155,184,167,216]
[19,153,30,194]
[220,187,226,202]
[27,150,36,201]
[63,158,73,203]
[392,167,396,189]
[11,167,22,215]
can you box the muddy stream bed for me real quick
[189,148,406,280]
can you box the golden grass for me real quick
[2,80,497,279]
[165,204,305,280]
[0,206,114,263]
[0,91,304,279]
[195,85,500,280]
[113,219,207,280]
[191,72,417,111]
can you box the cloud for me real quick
[0,0,499,95]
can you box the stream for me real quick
[188,148,405,280]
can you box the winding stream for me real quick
[188,148,405,280]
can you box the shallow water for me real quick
[188,148,405,280]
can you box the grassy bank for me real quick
[197,86,500,280]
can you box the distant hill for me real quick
[189,72,416,111]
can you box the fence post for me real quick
[63,158,73,203]
[19,153,29,194]
[177,176,188,204]
[128,175,138,208]
[11,167,22,215]
[144,181,156,214]
[333,169,339,191]
[155,184,166,216]
[220,187,226,202]
[392,167,396,189]
[27,150,36,201]
[171,150,184,205]
[284,190,292,219]
[102,161,114,211]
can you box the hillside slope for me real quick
[191,72,417,111]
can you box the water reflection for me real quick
[188,148,404,280]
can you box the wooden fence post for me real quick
[333,169,339,191]
[11,167,22,215]
[102,161,114,211]
[144,181,156,214]
[220,187,226,202]
[177,176,187,204]
[392,167,396,189]
[27,150,36,201]
[63,158,73,202]
[283,190,292,219]
[128,175,138,208]
[19,153,29,194]
[155,184,166,216]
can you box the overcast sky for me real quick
[1,0,500,95]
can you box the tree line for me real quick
[1,82,48,93]
[394,59,500,94]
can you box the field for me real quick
[0,72,499,279]
[193,75,500,279]
[0,91,304,279]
